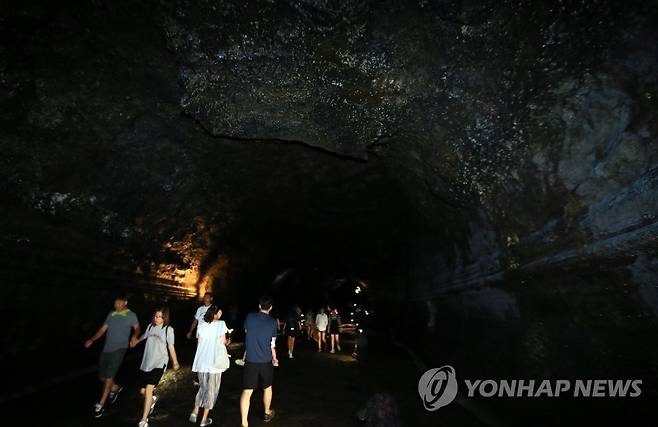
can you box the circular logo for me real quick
[418,365,458,411]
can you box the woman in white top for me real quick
[190,305,228,427]
[315,308,329,352]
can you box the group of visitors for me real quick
[84,293,278,427]
[298,306,342,353]
[256,304,346,358]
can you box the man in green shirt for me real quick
[84,294,140,418]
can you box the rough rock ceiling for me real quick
[1,0,656,296]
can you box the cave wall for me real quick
[3,0,655,290]
[1,0,657,403]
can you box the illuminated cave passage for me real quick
[1,1,657,426]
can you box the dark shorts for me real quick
[329,325,340,334]
[243,362,274,390]
[99,349,127,379]
[286,328,299,338]
[138,367,165,388]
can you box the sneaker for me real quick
[330,349,336,354]
[200,418,213,427]
[337,344,341,351]
[264,409,276,423]
[235,359,245,366]
[108,386,123,404]
[288,352,293,359]
[93,403,104,418]
[138,421,149,427]
[189,412,198,423]
[149,395,158,415]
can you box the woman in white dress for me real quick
[190,305,228,427]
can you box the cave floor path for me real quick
[12,334,482,427]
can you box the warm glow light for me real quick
[159,235,228,298]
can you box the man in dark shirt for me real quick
[283,306,301,358]
[240,296,278,426]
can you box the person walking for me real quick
[240,296,278,426]
[315,307,328,352]
[190,305,228,427]
[328,307,342,353]
[131,307,180,427]
[305,308,315,340]
[283,305,301,358]
[84,294,140,418]
[84,295,140,418]
[186,292,214,339]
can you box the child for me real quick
[131,307,179,427]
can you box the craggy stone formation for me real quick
[1,0,657,412]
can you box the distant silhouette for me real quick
[357,393,401,427]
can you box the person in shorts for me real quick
[305,308,315,340]
[328,307,342,353]
[84,294,140,418]
[283,306,301,358]
[132,306,179,427]
[240,296,278,426]
[315,307,329,352]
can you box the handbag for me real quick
[214,326,230,371]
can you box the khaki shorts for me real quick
[99,349,127,379]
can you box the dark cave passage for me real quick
[1,1,658,426]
